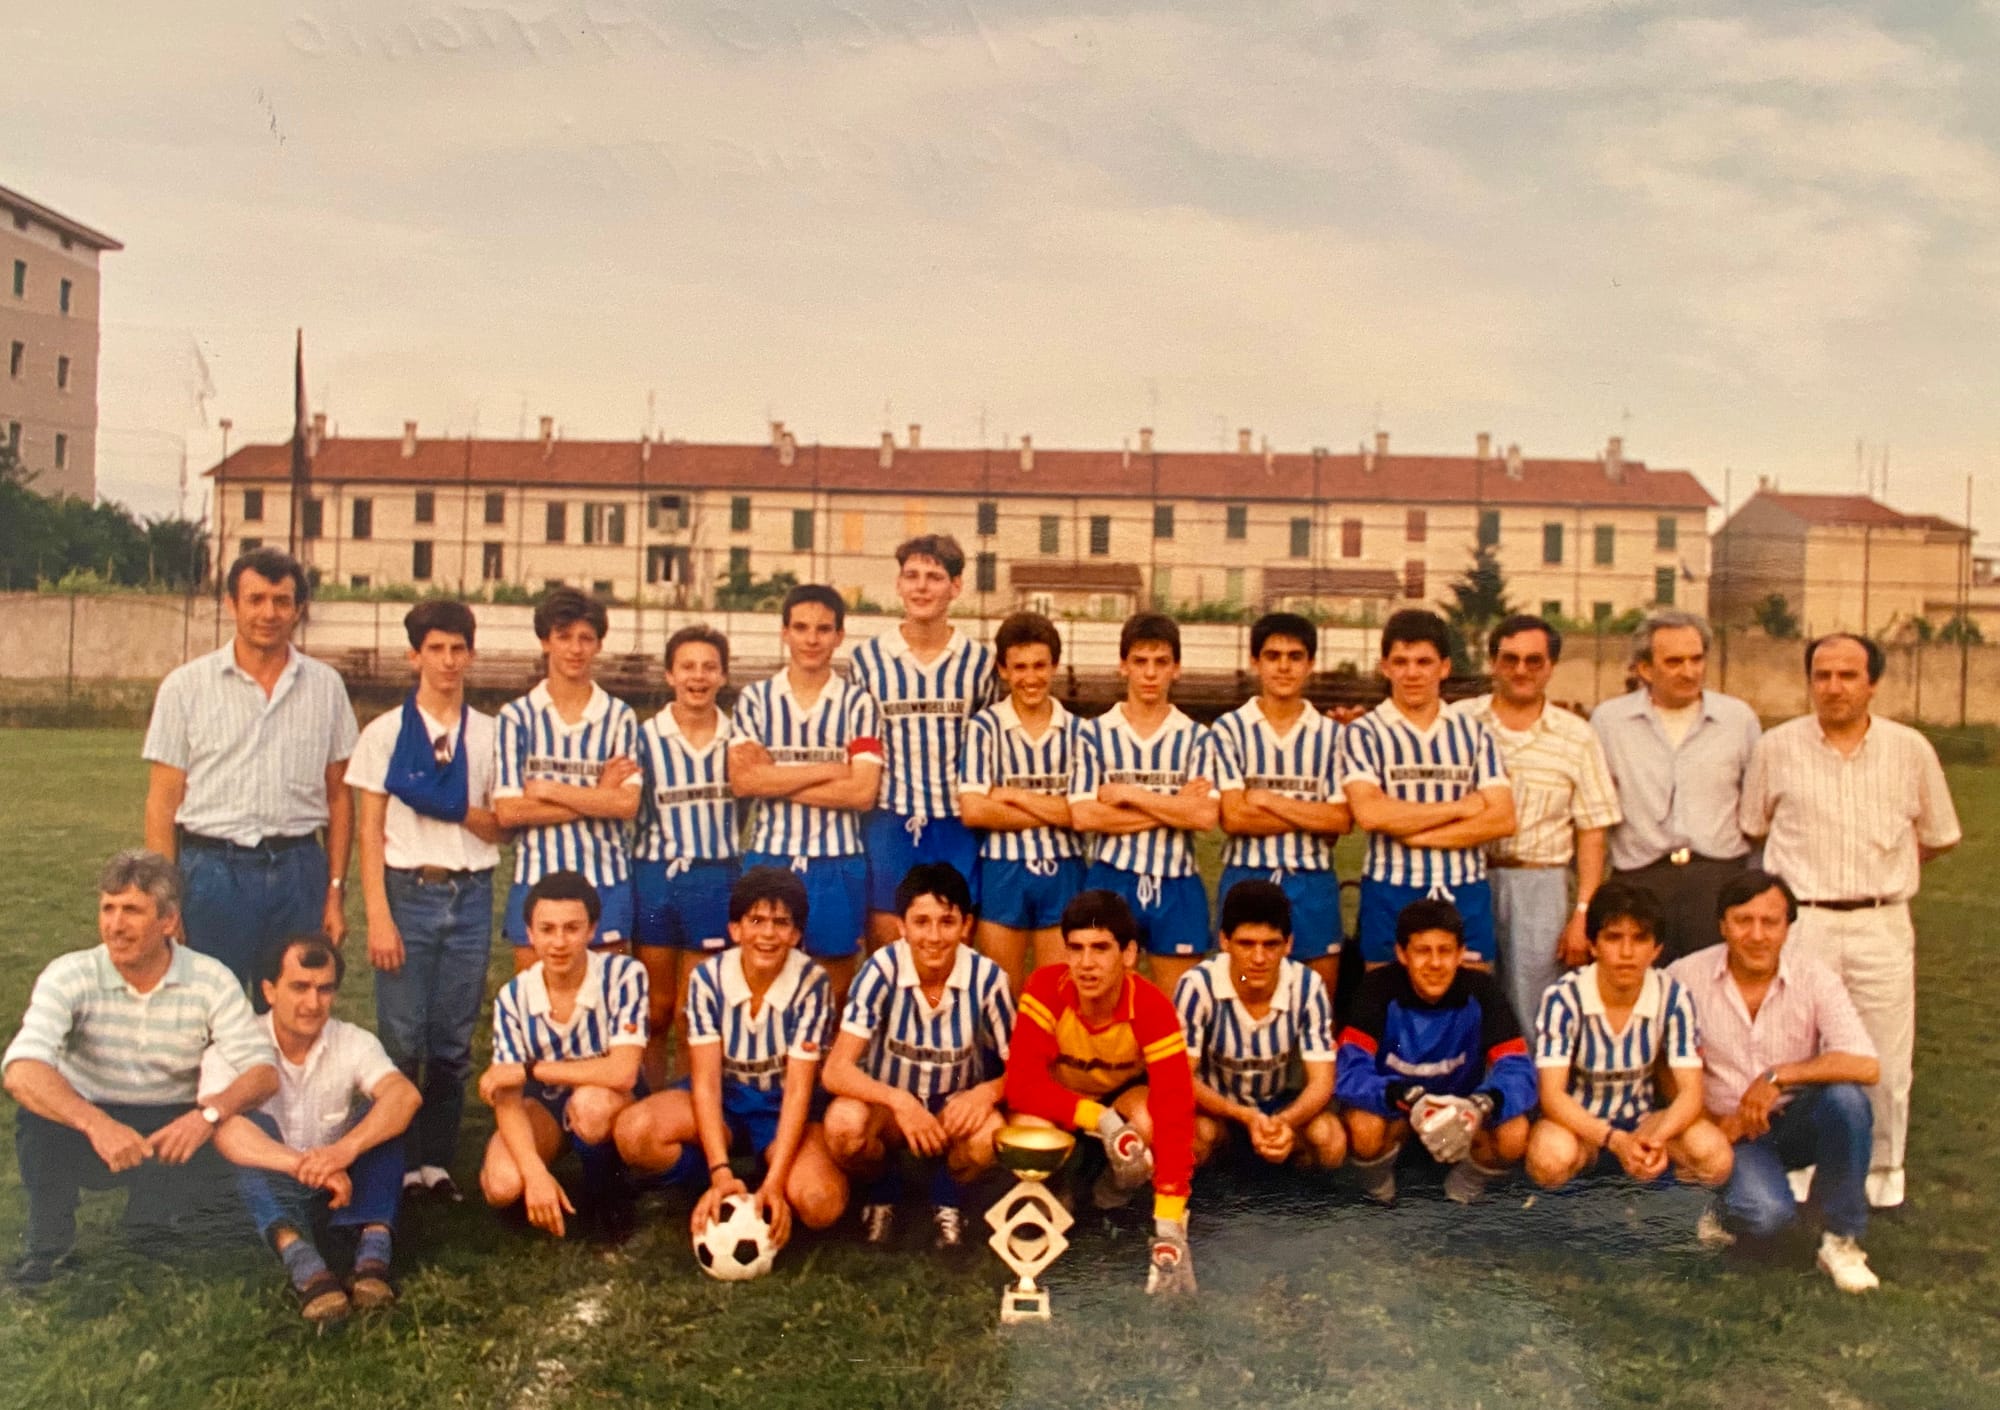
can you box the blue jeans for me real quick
[1723,1083,1873,1240]
[179,837,329,988]
[377,867,494,1171]
[15,1104,234,1258]
[235,1113,405,1243]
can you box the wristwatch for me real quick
[201,1105,222,1126]
[1758,1067,1782,1090]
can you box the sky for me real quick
[8,0,1997,532]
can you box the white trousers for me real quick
[1788,903,1915,1181]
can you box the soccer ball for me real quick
[694,1195,777,1281]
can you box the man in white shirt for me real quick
[203,936,421,1324]
[347,600,504,1203]
[1740,633,1960,1209]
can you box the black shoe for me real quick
[426,1173,465,1205]
[588,1197,640,1247]
[7,1251,70,1290]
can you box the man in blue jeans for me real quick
[348,599,504,1200]
[1668,870,1883,1293]
[205,937,421,1323]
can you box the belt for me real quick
[1639,848,1738,869]
[1487,858,1565,870]
[181,831,318,854]
[1799,897,1898,912]
[391,865,482,885]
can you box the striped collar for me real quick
[1239,696,1316,744]
[93,941,195,995]
[652,704,730,751]
[772,671,846,719]
[528,679,611,725]
[718,946,810,1011]
[1576,962,1663,1020]
[992,696,1068,738]
[1374,696,1448,740]
[1204,953,1299,1014]
[891,939,974,991]
[1104,701,1192,746]
[878,626,966,665]
[516,950,609,1018]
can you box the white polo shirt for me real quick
[201,1013,398,1151]
[345,702,501,872]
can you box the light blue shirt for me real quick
[1589,688,1761,871]
[142,643,358,845]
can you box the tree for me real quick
[1442,546,1516,672]
[1750,593,1801,639]
[714,565,800,612]
[0,441,208,591]
[1940,613,1985,645]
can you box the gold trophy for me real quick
[986,1124,1077,1323]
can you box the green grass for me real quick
[0,730,1996,1408]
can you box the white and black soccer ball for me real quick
[694,1195,777,1281]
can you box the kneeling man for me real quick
[204,936,421,1322]
[1526,882,1732,1191]
[613,866,849,1252]
[478,872,648,1240]
[1174,880,1343,1171]
[1669,870,1882,1292]
[824,863,1014,1250]
[1336,899,1536,1204]
[1004,890,1197,1294]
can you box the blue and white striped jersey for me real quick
[490,950,650,1065]
[494,682,641,887]
[1337,699,1509,887]
[733,674,883,858]
[839,940,1015,1103]
[1211,699,1344,873]
[1534,964,1703,1129]
[847,629,999,819]
[684,948,831,1096]
[633,707,736,863]
[1173,955,1335,1109]
[1069,704,1215,878]
[957,698,1086,863]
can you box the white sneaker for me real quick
[1816,1233,1880,1293]
[1786,1165,1815,1205]
[1695,1207,1736,1250]
[931,1205,964,1251]
[1865,1168,1905,1209]
[860,1203,895,1248]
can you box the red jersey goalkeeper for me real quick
[1004,889,1197,1294]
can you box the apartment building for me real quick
[0,182,121,501]
[1711,488,1977,637]
[206,419,1714,623]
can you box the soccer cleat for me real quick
[422,1166,465,1203]
[1090,1166,1136,1211]
[1816,1233,1880,1293]
[1695,1206,1737,1250]
[860,1202,896,1248]
[931,1205,964,1251]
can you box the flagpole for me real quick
[288,328,308,558]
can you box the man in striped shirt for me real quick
[1450,614,1622,1033]
[850,535,999,951]
[824,863,1014,1250]
[730,585,885,1014]
[632,624,739,1085]
[1336,898,1537,1204]
[1005,890,1198,1295]
[1213,612,1351,1000]
[494,589,642,970]
[957,611,1085,993]
[1070,613,1220,996]
[3,851,277,1286]
[1525,882,1732,1191]
[1739,633,1960,1210]
[1174,880,1343,1172]
[477,872,648,1242]
[142,547,359,985]
[1340,610,1514,969]
[613,867,849,1252]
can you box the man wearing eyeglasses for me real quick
[1450,615,1621,1029]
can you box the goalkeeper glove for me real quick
[1096,1108,1154,1190]
[1412,1094,1478,1165]
[1383,1081,1425,1112]
[1146,1218,1196,1295]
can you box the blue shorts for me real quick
[1083,864,1211,957]
[633,859,739,951]
[1355,876,1495,965]
[504,875,635,948]
[978,857,1087,931]
[1218,866,1343,961]
[863,811,982,913]
[741,852,867,960]
[524,1074,649,1138]
[665,1078,789,1183]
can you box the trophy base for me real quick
[999,1280,1051,1324]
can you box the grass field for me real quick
[0,729,1995,1409]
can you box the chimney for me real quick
[308,412,326,457]
[1361,440,1375,474]
[1756,473,1770,491]
[1374,430,1390,457]
[640,432,652,464]
[906,422,921,450]
[1605,434,1625,482]
[879,430,895,470]
[1019,434,1034,472]
[1476,431,1491,462]
[401,420,418,458]
[1138,426,1154,454]
[1505,442,1523,479]
[538,416,555,455]
[1262,437,1274,472]
[1121,438,1131,471]
[769,419,786,448]
[1237,427,1253,454]
[779,431,796,468]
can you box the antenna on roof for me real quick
[646,388,656,437]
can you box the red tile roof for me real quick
[207,436,1715,510]
[1009,562,1144,592]
[1751,491,1969,534]
[1263,567,1403,598]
